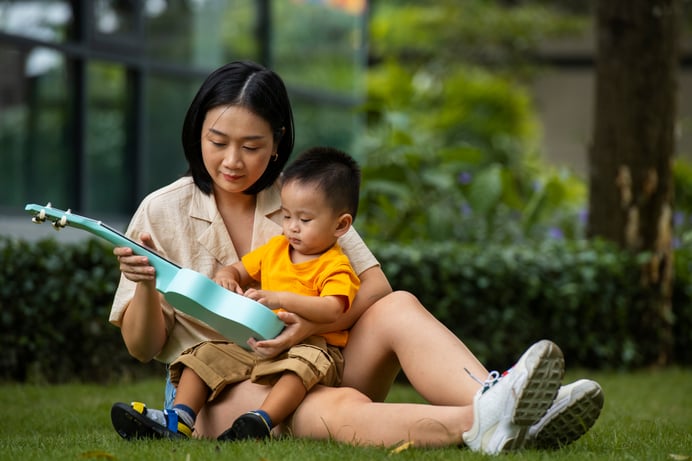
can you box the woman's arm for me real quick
[247,266,392,357]
[115,233,168,362]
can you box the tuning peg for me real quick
[52,210,70,230]
[31,207,47,224]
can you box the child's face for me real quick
[280,180,344,256]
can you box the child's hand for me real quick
[244,288,281,309]
[213,273,243,294]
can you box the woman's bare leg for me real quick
[342,291,487,405]
[194,380,271,438]
[196,291,489,440]
[193,377,473,447]
[289,385,473,447]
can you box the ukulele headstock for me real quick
[27,202,72,230]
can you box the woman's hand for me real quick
[247,311,316,359]
[116,232,167,362]
[114,233,157,284]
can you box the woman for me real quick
[110,60,603,454]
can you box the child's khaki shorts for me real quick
[169,336,343,401]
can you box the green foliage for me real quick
[358,2,589,245]
[0,237,163,383]
[674,158,692,247]
[369,0,587,69]
[370,238,692,370]
[2,236,689,384]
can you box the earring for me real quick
[272,153,279,162]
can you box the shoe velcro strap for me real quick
[177,422,193,438]
[130,402,147,415]
[164,409,178,433]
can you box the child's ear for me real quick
[334,213,353,238]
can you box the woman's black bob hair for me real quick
[181,60,295,195]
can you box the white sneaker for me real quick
[526,379,604,449]
[462,340,564,455]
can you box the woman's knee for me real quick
[289,386,371,438]
[360,290,423,323]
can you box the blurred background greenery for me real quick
[1,0,691,381]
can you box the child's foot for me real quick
[217,411,272,441]
[111,402,192,440]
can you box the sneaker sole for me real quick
[529,380,604,449]
[111,402,183,440]
[504,340,565,450]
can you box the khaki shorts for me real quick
[169,336,343,401]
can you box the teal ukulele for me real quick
[25,203,285,348]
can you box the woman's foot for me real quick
[111,402,192,440]
[462,339,565,454]
[526,379,604,449]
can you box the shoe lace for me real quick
[465,368,501,394]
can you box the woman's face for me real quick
[201,105,276,195]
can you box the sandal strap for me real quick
[163,409,193,438]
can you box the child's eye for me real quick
[301,218,311,223]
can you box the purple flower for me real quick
[458,171,472,185]
[547,227,564,240]
[674,211,685,227]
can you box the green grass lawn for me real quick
[1,368,690,461]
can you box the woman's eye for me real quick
[243,145,259,151]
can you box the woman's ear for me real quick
[334,213,353,238]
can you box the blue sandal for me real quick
[111,402,192,440]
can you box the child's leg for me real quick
[169,367,211,430]
[259,372,307,425]
[175,367,210,409]
[111,366,210,440]
[218,372,307,441]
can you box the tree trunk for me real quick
[588,0,680,365]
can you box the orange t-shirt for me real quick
[241,235,360,346]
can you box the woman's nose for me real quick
[222,147,242,167]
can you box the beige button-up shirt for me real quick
[110,176,378,363]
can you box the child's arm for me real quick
[243,289,346,323]
[213,261,253,295]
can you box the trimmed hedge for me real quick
[0,238,164,383]
[370,239,692,371]
[1,236,690,383]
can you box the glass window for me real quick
[145,0,230,68]
[0,0,73,43]
[0,1,367,219]
[93,0,138,38]
[143,73,196,194]
[0,45,73,209]
[273,1,366,155]
[85,61,128,214]
[292,99,365,160]
[273,1,366,95]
